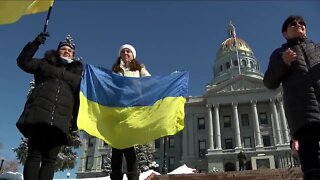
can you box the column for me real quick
[188,115,195,156]
[182,115,188,156]
[232,102,242,148]
[251,100,262,147]
[277,98,290,143]
[270,99,282,145]
[214,104,222,149]
[207,104,214,150]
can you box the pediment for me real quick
[206,75,265,94]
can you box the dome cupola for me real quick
[212,21,263,85]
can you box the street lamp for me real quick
[0,158,4,172]
[66,172,70,179]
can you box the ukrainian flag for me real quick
[77,64,189,149]
[0,0,54,25]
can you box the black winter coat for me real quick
[16,41,83,145]
[263,37,320,139]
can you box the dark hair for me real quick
[112,57,142,74]
[282,15,306,32]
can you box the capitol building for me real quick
[76,22,297,178]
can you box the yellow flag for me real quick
[0,0,54,25]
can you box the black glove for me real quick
[33,32,50,45]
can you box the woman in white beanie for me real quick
[112,44,150,77]
[110,44,150,180]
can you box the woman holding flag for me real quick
[110,44,150,180]
[16,32,83,180]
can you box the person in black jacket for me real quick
[237,151,246,171]
[16,32,83,180]
[264,15,320,179]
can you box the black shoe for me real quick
[127,172,139,180]
[110,172,123,180]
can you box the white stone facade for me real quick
[77,22,297,177]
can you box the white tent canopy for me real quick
[167,164,197,174]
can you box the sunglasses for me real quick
[290,21,306,27]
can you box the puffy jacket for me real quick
[16,41,83,144]
[263,37,320,138]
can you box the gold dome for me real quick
[217,37,253,56]
[211,21,263,85]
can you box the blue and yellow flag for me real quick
[77,64,189,149]
[0,0,54,25]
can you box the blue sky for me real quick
[0,0,320,178]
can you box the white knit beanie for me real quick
[119,44,136,59]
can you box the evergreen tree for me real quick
[136,143,157,173]
[12,138,28,165]
[101,153,112,176]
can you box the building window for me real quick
[199,140,207,158]
[241,59,247,67]
[243,137,252,148]
[223,116,231,128]
[169,137,175,148]
[85,156,93,170]
[249,61,254,68]
[233,60,238,66]
[220,65,223,72]
[169,157,175,171]
[88,137,95,147]
[225,138,233,149]
[155,139,160,149]
[262,135,271,146]
[198,118,205,130]
[241,114,249,126]
[226,62,231,69]
[259,113,268,125]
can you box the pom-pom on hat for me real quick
[57,34,75,52]
[119,44,136,59]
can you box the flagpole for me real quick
[43,1,54,32]
[235,36,241,75]
[229,21,241,75]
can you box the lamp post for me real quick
[162,136,168,174]
[0,159,4,173]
